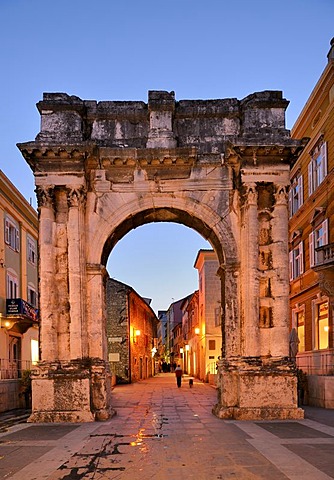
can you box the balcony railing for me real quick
[0,359,33,380]
[314,243,334,269]
[297,351,334,375]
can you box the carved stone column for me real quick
[241,183,260,356]
[35,185,57,361]
[86,263,112,420]
[67,185,87,359]
[270,185,290,357]
[221,264,240,358]
[29,184,112,423]
[213,180,303,420]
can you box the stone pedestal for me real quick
[213,358,304,420]
[28,359,114,423]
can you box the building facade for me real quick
[289,39,334,408]
[166,297,187,367]
[157,310,167,365]
[194,249,221,382]
[180,291,199,376]
[0,170,39,412]
[106,278,158,383]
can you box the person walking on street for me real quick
[175,364,183,388]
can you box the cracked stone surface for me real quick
[1,374,334,479]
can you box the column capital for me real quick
[67,185,87,208]
[274,185,288,206]
[244,183,258,206]
[35,185,55,209]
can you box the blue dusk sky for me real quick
[0,0,333,313]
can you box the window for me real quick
[27,236,37,265]
[314,300,329,350]
[296,310,305,352]
[289,174,303,216]
[208,340,216,350]
[31,340,39,365]
[5,217,20,251]
[7,271,19,299]
[289,241,304,279]
[28,285,38,307]
[308,141,327,195]
[309,219,328,267]
[214,307,221,327]
[9,336,21,363]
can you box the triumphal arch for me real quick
[18,90,305,422]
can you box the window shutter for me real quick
[309,232,315,267]
[299,241,304,275]
[308,161,313,196]
[298,174,303,207]
[321,142,328,177]
[15,228,20,252]
[289,251,294,280]
[288,188,293,217]
[323,218,329,245]
[5,219,10,244]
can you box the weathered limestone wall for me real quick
[18,89,304,421]
[106,279,130,382]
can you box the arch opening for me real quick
[101,207,226,268]
[105,220,224,386]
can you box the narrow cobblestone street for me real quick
[0,373,334,479]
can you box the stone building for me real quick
[166,297,187,366]
[19,86,305,421]
[174,250,221,383]
[0,170,39,412]
[289,39,334,408]
[194,249,222,382]
[172,321,183,368]
[106,278,158,383]
[157,310,167,363]
[181,290,199,377]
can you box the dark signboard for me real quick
[6,299,39,321]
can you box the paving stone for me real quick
[1,374,334,479]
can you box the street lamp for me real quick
[132,328,141,343]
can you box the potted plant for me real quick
[19,370,32,409]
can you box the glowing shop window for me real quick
[297,311,305,352]
[31,340,39,365]
[317,302,329,350]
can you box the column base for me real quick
[29,359,114,423]
[213,405,304,420]
[28,410,95,423]
[214,357,304,421]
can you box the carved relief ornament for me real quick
[274,185,288,206]
[67,186,87,208]
[244,183,258,207]
[35,185,55,209]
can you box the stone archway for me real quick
[18,90,305,421]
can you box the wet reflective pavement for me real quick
[0,373,334,479]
